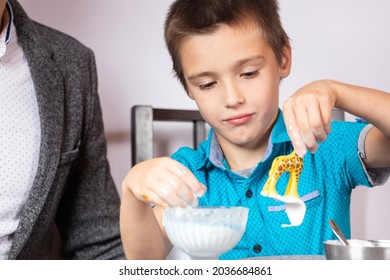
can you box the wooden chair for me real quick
[131,105,207,166]
[332,108,344,121]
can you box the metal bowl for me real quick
[324,239,390,260]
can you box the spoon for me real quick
[329,219,349,246]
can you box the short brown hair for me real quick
[164,0,290,91]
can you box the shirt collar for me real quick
[4,1,13,45]
[209,131,224,168]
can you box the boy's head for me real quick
[164,0,290,92]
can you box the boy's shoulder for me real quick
[328,119,368,139]
[315,119,368,158]
[171,140,209,169]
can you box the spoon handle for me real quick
[329,219,349,246]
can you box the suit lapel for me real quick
[8,0,65,258]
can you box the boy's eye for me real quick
[199,81,217,90]
[241,70,259,78]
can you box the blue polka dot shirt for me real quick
[171,110,375,259]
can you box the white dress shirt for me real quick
[0,2,41,259]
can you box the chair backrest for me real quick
[332,108,345,121]
[131,105,207,166]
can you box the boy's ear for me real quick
[279,46,292,78]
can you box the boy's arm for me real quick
[120,157,206,259]
[283,80,390,168]
[332,81,390,169]
[120,186,171,259]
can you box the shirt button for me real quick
[253,244,262,253]
[245,189,253,198]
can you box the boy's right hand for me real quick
[122,157,207,208]
[282,80,336,157]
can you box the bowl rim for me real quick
[163,206,249,214]
[324,239,390,247]
[165,206,249,210]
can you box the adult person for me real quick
[0,0,124,259]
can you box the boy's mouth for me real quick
[225,113,254,125]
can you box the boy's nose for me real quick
[223,83,245,108]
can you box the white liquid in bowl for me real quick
[165,221,245,259]
[163,207,248,259]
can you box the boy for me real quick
[120,0,390,259]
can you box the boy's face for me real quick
[179,21,291,151]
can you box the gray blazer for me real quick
[7,0,125,259]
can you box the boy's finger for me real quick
[152,179,191,208]
[306,102,328,143]
[167,161,207,197]
[140,191,168,208]
[294,104,318,153]
[283,105,307,157]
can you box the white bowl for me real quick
[163,206,249,259]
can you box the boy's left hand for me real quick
[283,80,337,157]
